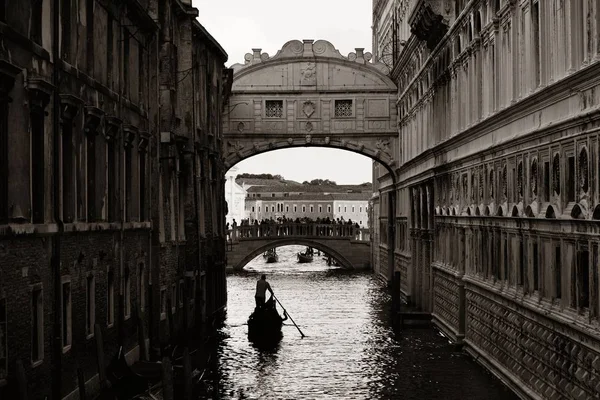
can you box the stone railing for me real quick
[227,223,370,243]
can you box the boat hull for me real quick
[297,253,313,263]
[248,308,283,346]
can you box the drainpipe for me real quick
[51,0,63,397]
[117,3,125,346]
[191,42,203,323]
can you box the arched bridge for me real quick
[226,223,371,271]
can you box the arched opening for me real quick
[545,205,557,219]
[496,206,503,217]
[511,205,520,217]
[570,203,585,219]
[593,204,600,220]
[474,206,480,216]
[525,205,535,218]
[467,22,473,43]
[484,206,490,216]
[233,240,357,271]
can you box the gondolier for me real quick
[255,274,273,307]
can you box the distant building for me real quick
[244,184,371,227]
[225,167,247,225]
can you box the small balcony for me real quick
[408,0,449,50]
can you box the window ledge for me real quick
[31,359,43,368]
[62,345,71,354]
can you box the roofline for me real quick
[193,19,228,62]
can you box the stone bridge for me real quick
[225,223,371,271]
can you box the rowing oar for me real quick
[272,293,305,338]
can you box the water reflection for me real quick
[204,245,516,400]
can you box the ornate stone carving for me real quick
[104,116,122,141]
[305,134,311,144]
[237,122,245,132]
[84,106,104,136]
[489,169,494,199]
[287,138,293,144]
[502,165,508,199]
[138,131,150,152]
[122,125,138,148]
[25,77,53,115]
[375,139,391,156]
[305,121,313,132]
[227,140,244,154]
[253,143,260,150]
[59,94,83,121]
[302,101,315,118]
[301,62,316,85]
[324,136,330,144]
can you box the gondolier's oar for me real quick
[272,293,305,338]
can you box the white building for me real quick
[224,166,247,225]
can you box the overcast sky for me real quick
[195,0,375,184]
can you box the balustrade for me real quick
[226,223,371,243]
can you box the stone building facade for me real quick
[372,0,600,399]
[244,185,371,226]
[0,1,231,399]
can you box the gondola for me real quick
[265,248,278,263]
[297,251,313,263]
[248,297,286,346]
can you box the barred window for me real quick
[334,100,353,117]
[265,100,283,118]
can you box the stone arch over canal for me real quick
[227,236,370,271]
[222,39,399,280]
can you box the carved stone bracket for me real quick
[25,77,53,115]
[174,134,189,154]
[122,124,138,148]
[227,140,244,154]
[138,131,150,152]
[375,139,392,156]
[105,116,122,141]
[409,1,449,50]
[59,94,83,121]
[84,106,104,136]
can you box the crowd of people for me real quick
[226,216,364,240]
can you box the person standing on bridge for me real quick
[255,274,273,308]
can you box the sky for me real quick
[194,0,375,185]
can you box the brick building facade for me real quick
[0,1,231,399]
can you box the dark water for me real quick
[205,245,517,400]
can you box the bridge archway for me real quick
[233,239,357,271]
[223,39,399,281]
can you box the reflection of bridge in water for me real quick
[226,223,371,271]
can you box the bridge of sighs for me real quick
[222,39,398,274]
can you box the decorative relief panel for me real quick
[366,98,389,118]
[433,267,460,334]
[367,120,389,130]
[466,286,600,399]
[332,120,355,131]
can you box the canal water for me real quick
[203,245,517,399]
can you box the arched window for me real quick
[579,147,588,193]
[488,169,495,199]
[552,153,561,196]
[474,11,482,33]
[502,165,508,199]
[467,22,473,43]
[517,161,523,198]
[493,0,500,13]
[531,158,538,197]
